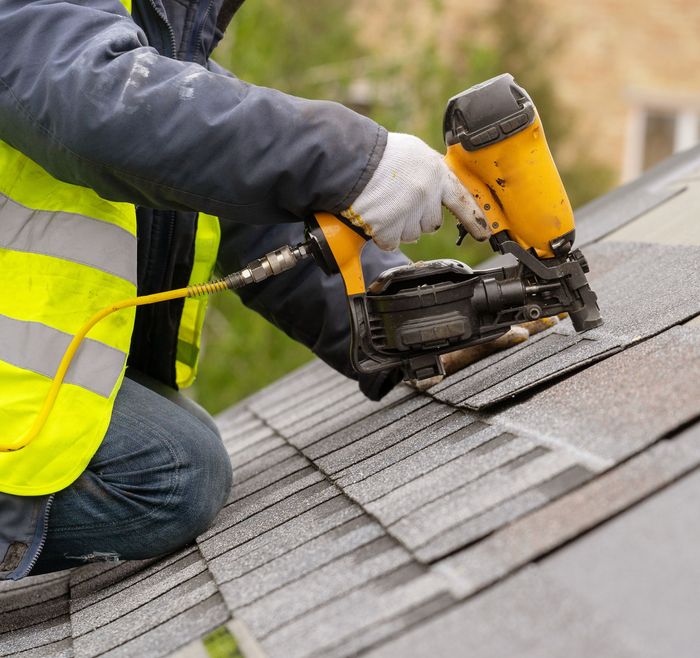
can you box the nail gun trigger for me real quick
[456,224,468,246]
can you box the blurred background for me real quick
[191,0,700,413]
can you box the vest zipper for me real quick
[146,0,178,59]
[186,0,215,62]
[19,493,55,578]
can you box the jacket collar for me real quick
[140,0,245,63]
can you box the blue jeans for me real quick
[30,371,232,575]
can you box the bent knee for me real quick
[159,424,232,545]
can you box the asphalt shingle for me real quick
[493,325,700,462]
[65,546,229,658]
[198,481,339,559]
[0,573,71,658]
[261,564,452,658]
[201,495,361,581]
[363,564,646,658]
[217,515,386,609]
[234,536,413,638]
[435,422,700,599]
[535,467,700,658]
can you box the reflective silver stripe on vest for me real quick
[0,193,136,285]
[0,315,125,398]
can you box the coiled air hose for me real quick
[0,242,310,452]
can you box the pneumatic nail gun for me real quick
[304,73,603,381]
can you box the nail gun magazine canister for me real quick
[443,73,576,259]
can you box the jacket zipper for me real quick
[186,0,215,62]
[146,0,177,59]
[19,494,55,578]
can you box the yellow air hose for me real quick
[0,242,310,453]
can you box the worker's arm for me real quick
[0,0,384,223]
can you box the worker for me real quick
[0,0,506,581]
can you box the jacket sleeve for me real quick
[217,215,410,400]
[0,0,386,222]
[208,60,409,400]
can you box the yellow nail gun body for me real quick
[309,73,602,380]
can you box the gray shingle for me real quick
[230,455,309,504]
[265,378,360,432]
[605,171,700,247]
[274,389,368,439]
[244,360,334,413]
[435,422,700,599]
[335,412,487,492]
[0,572,70,631]
[216,515,380,607]
[11,637,73,658]
[231,444,299,489]
[387,449,580,553]
[493,326,700,462]
[536,467,700,658]
[227,433,286,469]
[319,591,454,658]
[364,432,538,525]
[0,594,70,637]
[261,564,451,658]
[0,613,72,658]
[363,565,646,658]
[248,365,347,423]
[298,392,426,457]
[97,595,227,658]
[312,399,453,474]
[202,495,362,582]
[412,463,595,562]
[210,467,325,533]
[413,488,547,562]
[283,385,414,449]
[0,573,71,657]
[236,536,413,638]
[216,409,260,442]
[70,548,203,636]
[198,481,339,558]
[72,569,221,657]
[222,423,276,457]
[70,559,160,600]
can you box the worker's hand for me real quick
[409,315,562,391]
[341,132,491,251]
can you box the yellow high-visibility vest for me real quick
[0,0,219,495]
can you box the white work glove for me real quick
[341,132,491,251]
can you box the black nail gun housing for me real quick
[348,235,602,381]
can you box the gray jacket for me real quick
[0,0,407,579]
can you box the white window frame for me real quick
[623,91,700,182]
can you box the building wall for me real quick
[352,0,700,182]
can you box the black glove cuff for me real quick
[358,368,404,402]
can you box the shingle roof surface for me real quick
[1,145,700,658]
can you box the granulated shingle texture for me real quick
[1,147,699,658]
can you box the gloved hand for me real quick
[341,132,491,251]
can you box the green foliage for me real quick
[191,290,313,415]
[203,626,244,658]
[192,0,614,413]
[217,0,364,95]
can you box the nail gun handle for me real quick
[309,212,368,296]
